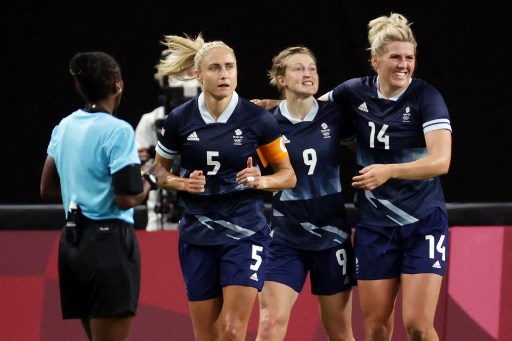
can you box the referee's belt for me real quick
[78,213,127,228]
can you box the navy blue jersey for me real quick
[271,99,355,250]
[156,92,280,245]
[328,76,451,227]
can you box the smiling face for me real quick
[372,41,416,98]
[278,53,318,99]
[196,46,237,101]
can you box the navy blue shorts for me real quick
[179,229,270,301]
[58,218,141,319]
[265,240,356,295]
[355,208,448,280]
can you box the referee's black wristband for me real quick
[142,172,158,191]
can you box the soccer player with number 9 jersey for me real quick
[254,46,357,341]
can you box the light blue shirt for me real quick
[47,109,140,223]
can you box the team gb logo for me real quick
[403,107,411,122]
[233,129,243,145]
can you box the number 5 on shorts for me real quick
[250,245,263,271]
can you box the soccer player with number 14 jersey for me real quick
[320,13,452,341]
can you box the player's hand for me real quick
[236,157,261,189]
[352,164,391,190]
[250,99,282,110]
[186,170,205,193]
[138,146,156,164]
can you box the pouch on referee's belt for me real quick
[64,203,81,245]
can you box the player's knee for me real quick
[404,321,436,341]
[405,328,427,341]
[258,311,289,339]
[366,323,392,340]
[220,319,246,341]
[220,328,238,341]
[324,331,355,341]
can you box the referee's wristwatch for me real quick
[142,172,158,191]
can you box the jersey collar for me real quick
[279,98,319,124]
[198,91,239,124]
[375,76,411,101]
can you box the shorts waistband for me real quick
[79,213,128,227]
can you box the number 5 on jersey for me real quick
[207,151,220,175]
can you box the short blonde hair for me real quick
[156,33,234,80]
[368,13,417,57]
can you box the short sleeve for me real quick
[107,123,140,174]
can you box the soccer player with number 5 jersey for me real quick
[146,33,296,341]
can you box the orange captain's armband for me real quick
[256,136,288,168]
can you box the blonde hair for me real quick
[156,33,234,80]
[268,46,317,98]
[368,13,417,57]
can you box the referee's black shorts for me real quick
[58,216,141,319]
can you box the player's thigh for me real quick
[221,285,259,325]
[401,273,443,326]
[318,290,353,328]
[259,281,299,320]
[188,297,223,335]
[358,278,400,322]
